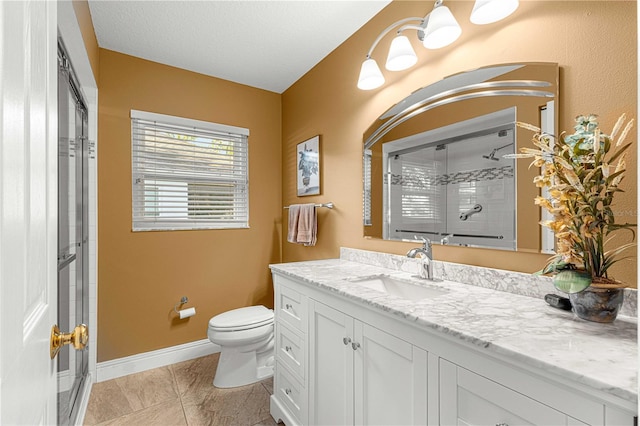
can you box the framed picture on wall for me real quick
[297,135,320,196]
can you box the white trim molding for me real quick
[130,109,250,136]
[74,372,94,426]
[96,339,220,383]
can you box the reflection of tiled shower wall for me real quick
[445,167,515,249]
[446,129,515,249]
[388,165,512,186]
[387,128,516,249]
[387,166,515,246]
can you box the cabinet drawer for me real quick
[276,322,305,381]
[276,280,307,332]
[275,362,306,424]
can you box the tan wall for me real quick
[72,0,100,83]
[97,49,282,362]
[282,1,637,286]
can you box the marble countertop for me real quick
[270,258,638,404]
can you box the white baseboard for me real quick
[96,339,220,382]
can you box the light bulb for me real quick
[470,0,519,25]
[357,58,385,90]
[385,35,418,71]
[422,5,462,49]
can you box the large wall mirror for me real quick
[363,63,559,252]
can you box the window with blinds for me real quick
[131,110,249,231]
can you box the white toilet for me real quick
[207,305,275,388]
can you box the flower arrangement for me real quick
[512,114,636,292]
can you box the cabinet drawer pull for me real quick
[285,388,292,395]
[343,337,351,345]
[352,342,361,350]
[285,303,293,310]
[285,345,292,352]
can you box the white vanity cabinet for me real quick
[270,269,638,426]
[309,300,428,426]
[271,274,428,426]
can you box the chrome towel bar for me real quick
[284,202,334,209]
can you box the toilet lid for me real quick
[208,305,274,331]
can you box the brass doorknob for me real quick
[50,324,88,359]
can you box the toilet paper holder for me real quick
[174,296,189,313]
[174,296,196,319]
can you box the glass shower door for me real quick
[57,44,90,426]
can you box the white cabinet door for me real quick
[309,300,355,426]
[354,322,428,426]
[310,300,429,426]
[440,359,570,426]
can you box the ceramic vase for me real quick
[569,286,624,323]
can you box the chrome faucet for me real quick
[407,238,434,280]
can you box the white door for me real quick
[0,1,58,424]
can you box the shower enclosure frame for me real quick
[57,39,91,426]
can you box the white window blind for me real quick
[400,161,441,221]
[131,110,249,231]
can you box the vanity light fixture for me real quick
[357,0,519,90]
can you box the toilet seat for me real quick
[208,305,274,332]
[208,322,273,347]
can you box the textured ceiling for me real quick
[88,0,391,93]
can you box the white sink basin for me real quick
[349,275,449,301]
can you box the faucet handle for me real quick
[422,237,432,251]
[440,233,453,245]
[413,235,431,250]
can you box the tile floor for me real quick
[83,353,279,426]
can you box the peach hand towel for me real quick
[287,205,301,244]
[287,204,317,246]
[297,203,317,246]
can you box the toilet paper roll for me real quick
[178,307,196,319]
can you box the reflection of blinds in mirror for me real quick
[363,150,372,226]
[399,162,440,220]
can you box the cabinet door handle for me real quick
[285,303,293,310]
[343,337,351,345]
[285,388,292,395]
[285,345,292,352]
[352,342,361,350]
